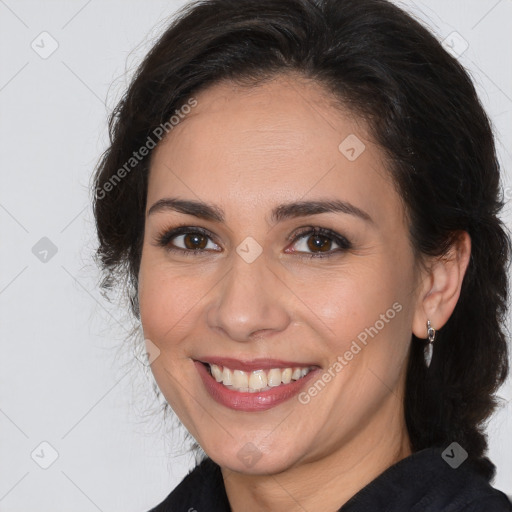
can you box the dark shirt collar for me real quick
[151,446,512,511]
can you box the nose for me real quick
[206,252,291,342]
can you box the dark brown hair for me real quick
[92,0,511,478]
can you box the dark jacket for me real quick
[148,446,512,511]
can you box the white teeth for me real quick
[222,367,232,385]
[211,364,223,382]
[282,368,292,384]
[267,368,282,387]
[249,370,267,390]
[291,368,302,380]
[207,363,313,392]
[233,370,249,389]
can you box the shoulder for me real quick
[146,457,230,512]
[459,492,512,512]
[425,449,512,512]
[341,446,512,512]
[399,447,512,512]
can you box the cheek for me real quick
[138,259,204,348]
[299,259,414,385]
[138,263,201,420]
[291,262,404,333]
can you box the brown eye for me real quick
[288,227,351,258]
[156,226,221,255]
[183,233,208,250]
[306,234,332,253]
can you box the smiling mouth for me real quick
[202,362,315,393]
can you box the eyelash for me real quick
[154,224,352,259]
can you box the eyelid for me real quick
[154,225,221,252]
[286,226,352,256]
[287,225,349,243]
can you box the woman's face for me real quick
[138,75,422,474]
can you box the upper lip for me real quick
[196,356,319,372]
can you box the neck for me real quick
[222,394,412,512]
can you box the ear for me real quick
[412,231,471,338]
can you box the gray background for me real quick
[1,1,511,510]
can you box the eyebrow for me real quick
[147,197,374,224]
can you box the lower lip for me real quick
[195,361,319,412]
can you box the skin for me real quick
[138,73,471,512]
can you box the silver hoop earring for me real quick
[425,320,436,367]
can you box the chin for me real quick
[203,437,308,476]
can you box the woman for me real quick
[92,0,512,510]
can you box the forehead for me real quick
[147,74,399,224]
[154,74,361,163]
